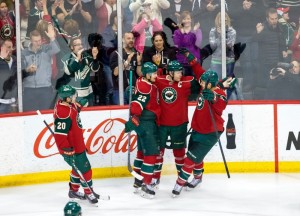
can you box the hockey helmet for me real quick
[58,85,77,99]
[141,62,158,76]
[167,60,183,72]
[201,69,219,87]
[64,201,82,216]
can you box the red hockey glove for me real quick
[62,147,75,167]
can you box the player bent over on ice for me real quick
[152,50,206,189]
[53,85,99,204]
[172,70,228,197]
[125,62,161,199]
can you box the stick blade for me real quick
[131,171,143,181]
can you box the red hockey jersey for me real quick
[191,87,227,134]
[53,100,86,154]
[131,77,161,122]
[155,62,205,126]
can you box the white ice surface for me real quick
[1,173,300,216]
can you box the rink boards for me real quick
[0,101,300,187]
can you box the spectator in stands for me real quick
[101,10,117,105]
[53,0,92,48]
[173,10,202,76]
[142,31,176,75]
[26,0,44,40]
[0,0,15,46]
[95,0,116,34]
[277,7,295,62]
[129,0,170,25]
[21,27,60,111]
[290,16,300,61]
[0,39,17,113]
[266,60,300,99]
[36,19,58,81]
[61,37,100,106]
[228,0,266,99]
[87,33,106,105]
[110,32,142,104]
[132,9,163,54]
[209,12,242,100]
[253,7,287,99]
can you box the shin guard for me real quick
[177,157,195,185]
[141,155,157,185]
[133,150,144,174]
[173,148,186,175]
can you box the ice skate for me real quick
[140,184,155,199]
[172,183,183,198]
[85,192,98,205]
[68,190,86,200]
[186,175,202,190]
[150,178,160,191]
[133,178,143,194]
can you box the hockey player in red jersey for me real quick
[151,50,206,189]
[124,62,160,199]
[53,85,99,204]
[172,69,228,197]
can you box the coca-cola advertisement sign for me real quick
[33,118,137,158]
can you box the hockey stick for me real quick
[127,70,144,181]
[36,110,110,200]
[114,50,143,180]
[205,82,230,178]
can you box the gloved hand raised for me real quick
[218,77,237,89]
[177,47,196,64]
[202,89,215,102]
[76,98,88,107]
[62,147,75,167]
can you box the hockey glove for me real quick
[202,89,215,102]
[178,48,197,65]
[125,115,145,136]
[178,47,189,55]
[218,77,237,89]
[62,147,75,167]
[77,98,88,107]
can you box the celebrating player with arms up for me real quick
[152,50,206,189]
[172,69,228,197]
[125,62,161,199]
[53,85,99,204]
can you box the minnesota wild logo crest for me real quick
[76,115,83,128]
[162,87,177,103]
[197,95,205,110]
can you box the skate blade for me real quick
[153,185,159,191]
[185,186,193,191]
[171,193,179,198]
[133,187,141,194]
[140,191,155,199]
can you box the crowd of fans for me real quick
[0,0,300,113]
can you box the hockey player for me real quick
[172,69,228,197]
[124,62,160,199]
[64,201,82,216]
[53,85,99,204]
[152,51,206,188]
